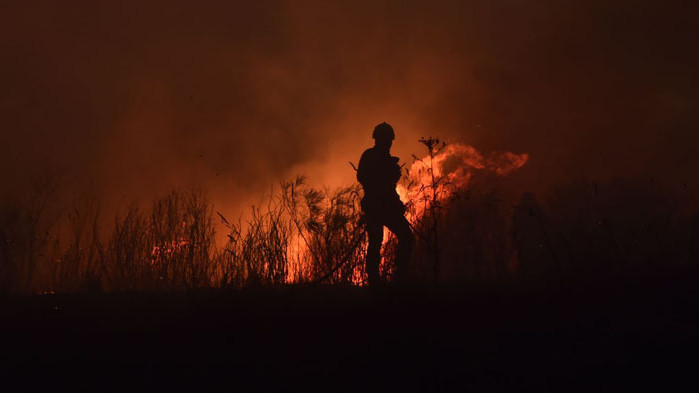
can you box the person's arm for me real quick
[357,150,370,187]
[389,156,402,185]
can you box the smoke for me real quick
[1,0,697,220]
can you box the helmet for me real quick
[372,122,395,140]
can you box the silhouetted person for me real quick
[357,122,414,285]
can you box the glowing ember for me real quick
[150,240,189,265]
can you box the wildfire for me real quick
[397,142,529,219]
[221,140,529,286]
[151,240,189,265]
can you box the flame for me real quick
[397,143,529,219]
[286,235,309,282]
[285,226,367,285]
[151,240,189,265]
[223,142,528,286]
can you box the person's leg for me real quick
[365,215,384,285]
[385,215,414,282]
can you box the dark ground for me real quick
[2,269,698,392]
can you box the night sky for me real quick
[2,0,697,214]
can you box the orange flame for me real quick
[397,143,529,218]
[150,240,189,265]
[228,142,528,286]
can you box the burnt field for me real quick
[2,268,698,392]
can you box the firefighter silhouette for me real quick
[357,122,414,285]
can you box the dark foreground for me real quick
[2,270,698,392]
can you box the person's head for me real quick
[372,122,394,151]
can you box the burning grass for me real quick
[1,139,697,295]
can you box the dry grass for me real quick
[1,160,698,295]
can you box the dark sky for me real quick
[1,0,697,214]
